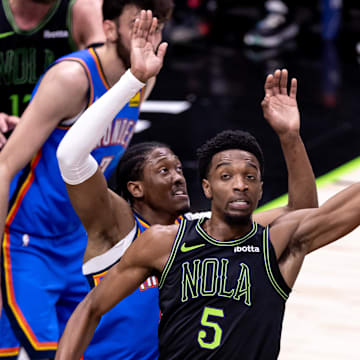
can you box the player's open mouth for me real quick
[228,199,249,209]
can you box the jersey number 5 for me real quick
[198,306,224,350]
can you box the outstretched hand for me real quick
[0,113,19,149]
[130,10,168,83]
[261,69,300,136]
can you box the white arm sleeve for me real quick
[56,69,145,185]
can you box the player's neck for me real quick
[203,216,253,242]
[9,0,56,29]
[95,45,128,88]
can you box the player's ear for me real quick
[127,181,144,199]
[103,19,118,42]
[202,178,212,200]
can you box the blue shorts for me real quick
[0,227,89,359]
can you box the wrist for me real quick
[278,130,301,145]
[129,68,147,84]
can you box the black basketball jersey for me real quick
[0,0,75,116]
[158,217,291,360]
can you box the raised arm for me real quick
[55,223,176,360]
[254,69,318,226]
[270,182,360,287]
[57,10,168,255]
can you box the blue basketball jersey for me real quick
[84,213,159,360]
[83,213,184,360]
[6,47,143,238]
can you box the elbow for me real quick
[56,140,72,173]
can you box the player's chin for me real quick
[173,196,190,213]
[224,211,252,226]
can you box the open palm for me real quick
[130,10,167,83]
[261,69,300,135]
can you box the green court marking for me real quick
[256,156,360,212]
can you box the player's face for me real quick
[115,5,164,68]
[141,147,190,216]
[203,149,263,225]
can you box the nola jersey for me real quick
[0,0,77,117]
[158,217,291,360]
[82,213,184,360]
[6,47,143,238]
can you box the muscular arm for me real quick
[57,10,168,256]
[0,61,89,237]
[55,224,177,360]
[71,0,105,49]
[56,68,145,242]
[254,69,317,226]
[270,182,360,287]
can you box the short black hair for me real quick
[115,141,170,202]
[103,0,174,23]
[196,129,265,180]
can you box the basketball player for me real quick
[54,67,318,359]
[0,6,171,359]
[56,125,359,360]
[0,0,105,148]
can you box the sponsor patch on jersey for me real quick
[43,30,69,39]
[129,92,140,107]
[234,245,260,253]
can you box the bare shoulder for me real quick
[147,223,180,236]
[268,208,314,258]
[131,224,180,272]
[45,61,89,90]
[140,223,180,247]
[33,61,89,119]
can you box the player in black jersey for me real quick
[57,119,359,359]
[54,69,325,360]
[0,0,105,148]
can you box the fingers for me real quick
[265,69,297,97]
[149,15,158,38]
[8,116,19,129]
[272,69,281,95]
[264,74,274,97]
[132,17,140,37]
[0,116,8,132]
[133,9,154,41]
[0,115,19,133]
[261,95,270,110]
[279,69,288,95]
[156,42,168,62]
[0,133,7,149]
[289,78,297,99]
